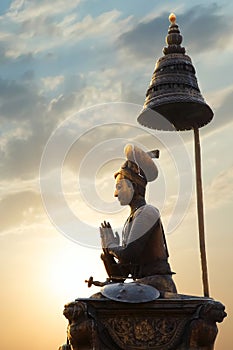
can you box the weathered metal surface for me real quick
[137,15,213,131]
[100,282,160,303]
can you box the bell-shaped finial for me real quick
[163,13,185,55]
[137,14,213,131]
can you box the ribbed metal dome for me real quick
[137,13,213,131]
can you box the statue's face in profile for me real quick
[114,174,134,206]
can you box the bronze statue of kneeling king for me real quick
[59,145,226,350]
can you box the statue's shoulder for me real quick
[134,204,160,219]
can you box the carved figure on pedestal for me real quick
[63,301,97,350]
[100,144,177,294]
[186,301,227,350]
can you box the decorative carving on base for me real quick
[61,297,226,350]
[102,316,186,349]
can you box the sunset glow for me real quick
[1,1,233,349]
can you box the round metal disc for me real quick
[100,282,160,303]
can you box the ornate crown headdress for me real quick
[114,144,159,188]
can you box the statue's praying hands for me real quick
[100,221,120,249]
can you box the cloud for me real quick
[157,163,233,232]
[1,3,132,59]
[41,75,64,92]
[180,4,233,52]
[205,166,233,209]
[0,76,64,180]
[0,0,75,58]
[117,15,166,63]
[0,77,50,177]
[117,4,233,62]
[0,77,45,121]
[7,0,82,22]
[0,190,43,233]
[61,10,132,41]
[0,68,127,181]
[211,87,233,130]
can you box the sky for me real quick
[0,0,233,349]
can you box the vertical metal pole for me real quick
[193,126,210,297]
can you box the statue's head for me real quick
[114,144,159,205]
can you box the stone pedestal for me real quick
[62,294,226,350]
